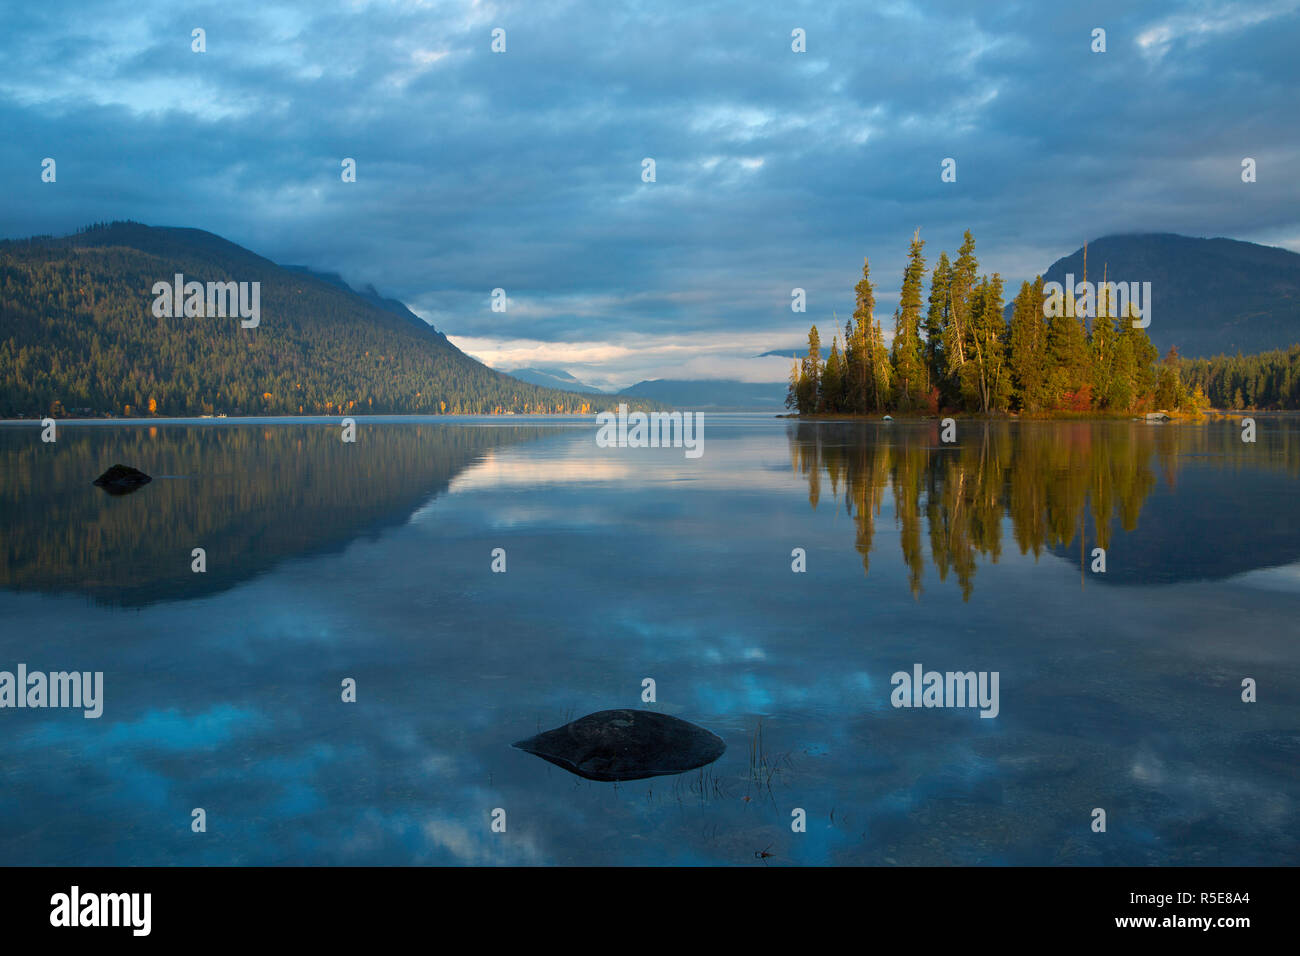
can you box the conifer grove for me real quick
[787,230,1213,417]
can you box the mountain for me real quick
[0,222,645,418]
[508,369,787,410]
[1031,234,1300,357]
[282,265,440,337]
[507,366,604,393]
[759,347,831,360]
[618,378,786,411]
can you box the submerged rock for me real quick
[513,709,726,781]
[93,464,152,496]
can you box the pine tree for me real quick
[1109,332,1137,410]
[1009,278,1049,412]
[891,230,928,409]
[867,318,891,411]
[800,325,822,413]
[1090,267,1120,409]
[841,317,858,413]
[823,336,845,413]
[924,251,951,400]
[785,354,800,411]
[967,274,1010,412]
[850,259,875,414]
[1045,281,1092,410]
[942,230,979,409]
[1119,303,1159,408]
[1154,345,1187,410]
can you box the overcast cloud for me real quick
[3,0,1298,388]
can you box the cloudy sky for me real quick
[3,0,1298,388]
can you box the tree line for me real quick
[1178,345,1300,410]
[787,230,1207,416]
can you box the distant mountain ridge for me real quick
[0,222,651,418]
[760,347,830,360]
[1032,233,1300,357]
[507,369,788,410]
[507,366,604,393]
[617,378,785,410]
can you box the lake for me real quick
[0,414,1296,865]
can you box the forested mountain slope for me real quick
[0,222,626,417]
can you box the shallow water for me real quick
[0,415,1296,865]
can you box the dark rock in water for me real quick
[513,709,726,781]
[93,464,152,496]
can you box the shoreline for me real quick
[1,409,1285,425]
[0,413,604,425]
[776,408,1271,422]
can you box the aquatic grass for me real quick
[746,717,794,800]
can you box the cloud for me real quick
[1136,1,1300,60]
[2,0,1298,384]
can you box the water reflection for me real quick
[0,422,546,606]
[0,417,1297,865]
[789,420,1300,598]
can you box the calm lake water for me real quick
[0,415,1297,865]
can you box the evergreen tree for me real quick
[967,274,1011,412]
[1045,282,1092,410]
[924,251,951,395]
[892,230,928,409]
[850,259,875,414]
[1154,345,1187,410]
[1089,270,1120,409]
[800,325,822,412]
[1109,331,1137,410]
[785,354,800,411]
[869,319,891,411]
[1009,278,1050,412]
[1118,303,1159,407]
[942,231,979,410]
[823,336,845,413]
[841,317,858,412]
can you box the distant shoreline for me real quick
[0,413,605,425]
[3,409,1288,425]
[777,408,1277,422]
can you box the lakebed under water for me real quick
[0,414,1296,865]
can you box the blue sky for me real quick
[3,0,1298,388]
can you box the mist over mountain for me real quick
[0,222,641,418]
